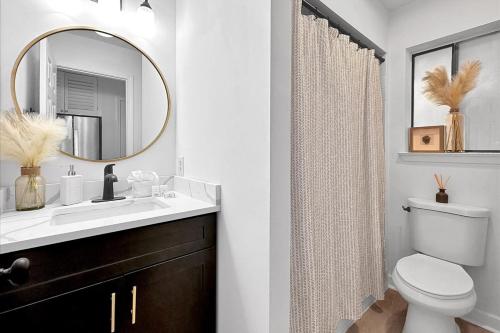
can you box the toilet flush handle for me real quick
[402,205,411,213]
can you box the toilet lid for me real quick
[396,254,474,298]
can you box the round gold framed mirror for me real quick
[11,26,171,162]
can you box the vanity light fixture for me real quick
[137,0,155,26]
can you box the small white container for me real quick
[131,181,155,197]
[0,187,10,213]
[60,165,83,206]
[151,185,160,197]
[127,170,159,198]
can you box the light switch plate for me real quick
[177,156,184,177]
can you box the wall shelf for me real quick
[398,152,500,165]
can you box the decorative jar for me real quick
[436,188,449,204]
[15,166,46,211]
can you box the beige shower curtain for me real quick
[290,2,385,332]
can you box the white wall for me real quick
[270,0,293,332]
[0,0,176,186]
[322,0,389,50]
[385,0,500,329]
[176,1,271,332]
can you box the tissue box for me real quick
[127,170,159,198]
[131,181,155,198]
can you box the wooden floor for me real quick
[347,289,492,333]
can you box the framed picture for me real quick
[409,126,445,152]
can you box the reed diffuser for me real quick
[0,112,66,211]
[433,174,450,204]
[422,61,481,152]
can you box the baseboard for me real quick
[387,272,396,290]
[463,308,500,333]
[386,273,500,333]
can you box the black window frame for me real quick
[411,32,500,153]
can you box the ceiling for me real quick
[379,0,415,10]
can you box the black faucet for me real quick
[92,164,126,203]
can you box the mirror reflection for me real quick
[15,29,169,161]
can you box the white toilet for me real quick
[393,198,489,333]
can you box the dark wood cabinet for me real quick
[123,248,215,333]
[0,277,123,333]
[0,214,216,333]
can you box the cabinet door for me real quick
[0,277,122,333]
[124,248,215,333]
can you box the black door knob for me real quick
[0,258,30,286]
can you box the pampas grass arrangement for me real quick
[0,111,66,210]
[422,60,481,110]
[422,60,481,152]
[0,111,66,167]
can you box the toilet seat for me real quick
[395,254,474,300]
[393,256,477,333]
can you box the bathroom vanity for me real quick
[0,187,220,333]
[0,19,221,333]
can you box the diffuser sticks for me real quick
[434,174,450,190]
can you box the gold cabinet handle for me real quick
[111,292,116,333]
[131,286,137,324]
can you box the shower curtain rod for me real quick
[302,0,386,63]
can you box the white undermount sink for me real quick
[51,197,170,225]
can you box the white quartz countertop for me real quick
[0,193,220,254]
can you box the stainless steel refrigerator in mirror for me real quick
[58,114,102,160]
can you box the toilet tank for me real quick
[408,198,489,266]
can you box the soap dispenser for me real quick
[60,165,83,205]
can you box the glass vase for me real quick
[445,109,464,152]
[15,166,46,211]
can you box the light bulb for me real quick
[136,0,155,37]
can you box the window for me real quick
[412,31,500,152]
